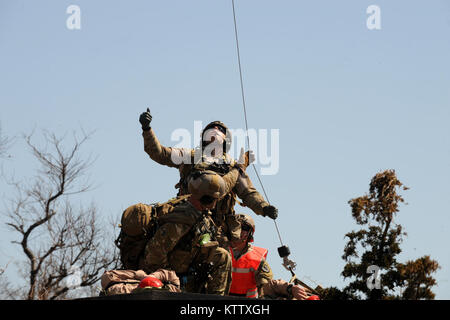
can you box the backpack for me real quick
[115,195,190,270]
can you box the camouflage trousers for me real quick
[184,246,232,296]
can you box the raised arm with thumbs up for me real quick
[139,108,152,131]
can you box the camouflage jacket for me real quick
[139,200,220,275]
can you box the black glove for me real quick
[263,205,278,220]
[139,108,152,131]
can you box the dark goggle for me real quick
[199,195,217,205]
[241,224,252,232]
[204,124,227,136]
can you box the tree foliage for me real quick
[321,170,439,300]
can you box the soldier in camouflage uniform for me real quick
[138,108,278,247]
[138,170,242,295]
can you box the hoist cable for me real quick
[231,0,284,246]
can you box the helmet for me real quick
[139,276,163,289]
[187,170,227,203]
[201,121,232,153]
[236,214,255,242]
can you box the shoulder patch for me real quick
[261,263,270,273]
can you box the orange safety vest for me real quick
[229,245,268,298]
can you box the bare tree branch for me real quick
[0,122,14,159]
[1,129,120,300]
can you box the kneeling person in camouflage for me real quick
[139,170,239,295]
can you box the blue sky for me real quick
[1,0,449,298]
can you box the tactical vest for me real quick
[229,246,268,298]
[176,153,235,193]
[168,209,219,274]
[172,211,222,293]
[176,154,238,231]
